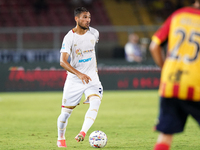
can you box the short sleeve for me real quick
[60,31,73,54]
[89,27,99,43]
[152,14,173,45]
[95,30,99,43]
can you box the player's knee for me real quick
[89,96,101,110]
[89,96,101,103]
[60,108,73,120]
[61,107,73,114]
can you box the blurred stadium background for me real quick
[0,0,192,91]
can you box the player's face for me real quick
[77,12,91,30]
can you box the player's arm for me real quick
[60,52,92,84]
[149,41,165,68]
[149,13,172,68]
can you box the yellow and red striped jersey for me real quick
[152,7,200,101]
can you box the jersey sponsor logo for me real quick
[83,49,93,54]
[91,39,95,45]
[79,58,92,63]
[62,44,65,49]
[75,49,83,57]
[168,69,188,82]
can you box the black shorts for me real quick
[155,97,200,134]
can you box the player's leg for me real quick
[83,96,101,132]
[57,107,73,147]
[183,101,200,126]
[155,100,200,150]
[75,96,101,142]
[57,108,73,139]
[153,97,187,150]
[75,83,103,142]
[154,133,173,150]
[57,80,84,147]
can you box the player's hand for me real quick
[77,73,92,84]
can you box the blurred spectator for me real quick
[124,33,143,63]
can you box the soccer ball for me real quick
[89,130,107,148]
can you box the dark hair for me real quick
[74,7,89,17]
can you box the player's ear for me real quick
[75,16,78,22]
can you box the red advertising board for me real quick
[0,65,160,91]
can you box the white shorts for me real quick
[61,79,103,109]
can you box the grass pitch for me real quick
[0,90,199,150]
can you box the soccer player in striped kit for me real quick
[57,7,103,147]
[149,0,200,149]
